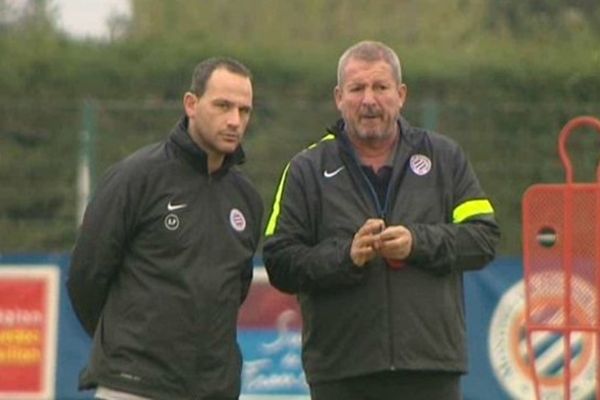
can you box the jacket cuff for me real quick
[404,225,424,264]
[341,240,368,276]
[404,224,452,275]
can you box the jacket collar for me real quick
[328,118,424,216]
[328,116,419,160]
[168,116,246,174]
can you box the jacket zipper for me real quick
[353,158,397,371]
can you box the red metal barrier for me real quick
[523,116,600,399]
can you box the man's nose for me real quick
[227,109,241,127]
[361,88,376,105]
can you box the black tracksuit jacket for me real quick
[67,116,263,399]
[263,117,500,384]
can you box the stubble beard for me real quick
[350,122,395,144]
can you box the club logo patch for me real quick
[409,154,432,176]
[230,208,246,232]
[164,213,180,231]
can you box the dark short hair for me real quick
[189,57,252,96]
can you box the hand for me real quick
[350,218,385,267]
[378,225,413,261]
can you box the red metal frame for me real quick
[523,116,600,400]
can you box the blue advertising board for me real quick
[2,255,591,400]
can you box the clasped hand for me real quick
[350,218,412,267]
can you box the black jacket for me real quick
[67,117,264,399]
[263,118,499,383]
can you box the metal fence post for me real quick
[76,99,96,226]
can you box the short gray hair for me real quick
[337,40,402,86]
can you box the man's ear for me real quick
[183,92,197,118]
[333,86,342,111]
[397,84,408,110]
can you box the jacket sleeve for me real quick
[263,159,367,295]
[240,195,264,304]
[67,164,138,336]
[240,258,254,304]
[406,143,500,275]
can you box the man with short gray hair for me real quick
[263,40,500,400]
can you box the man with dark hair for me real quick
[263,40,500,399]
[67,57,263,400]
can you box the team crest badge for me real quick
[230,208,247,232]
[409,154,432,176]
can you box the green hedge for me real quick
[1,30,599,255]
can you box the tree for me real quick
[487,0,600,37]
[0,0,57,33]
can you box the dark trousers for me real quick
[309,370,462,400]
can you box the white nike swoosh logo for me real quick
[167,201,187,211]
[323,166,345,178]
